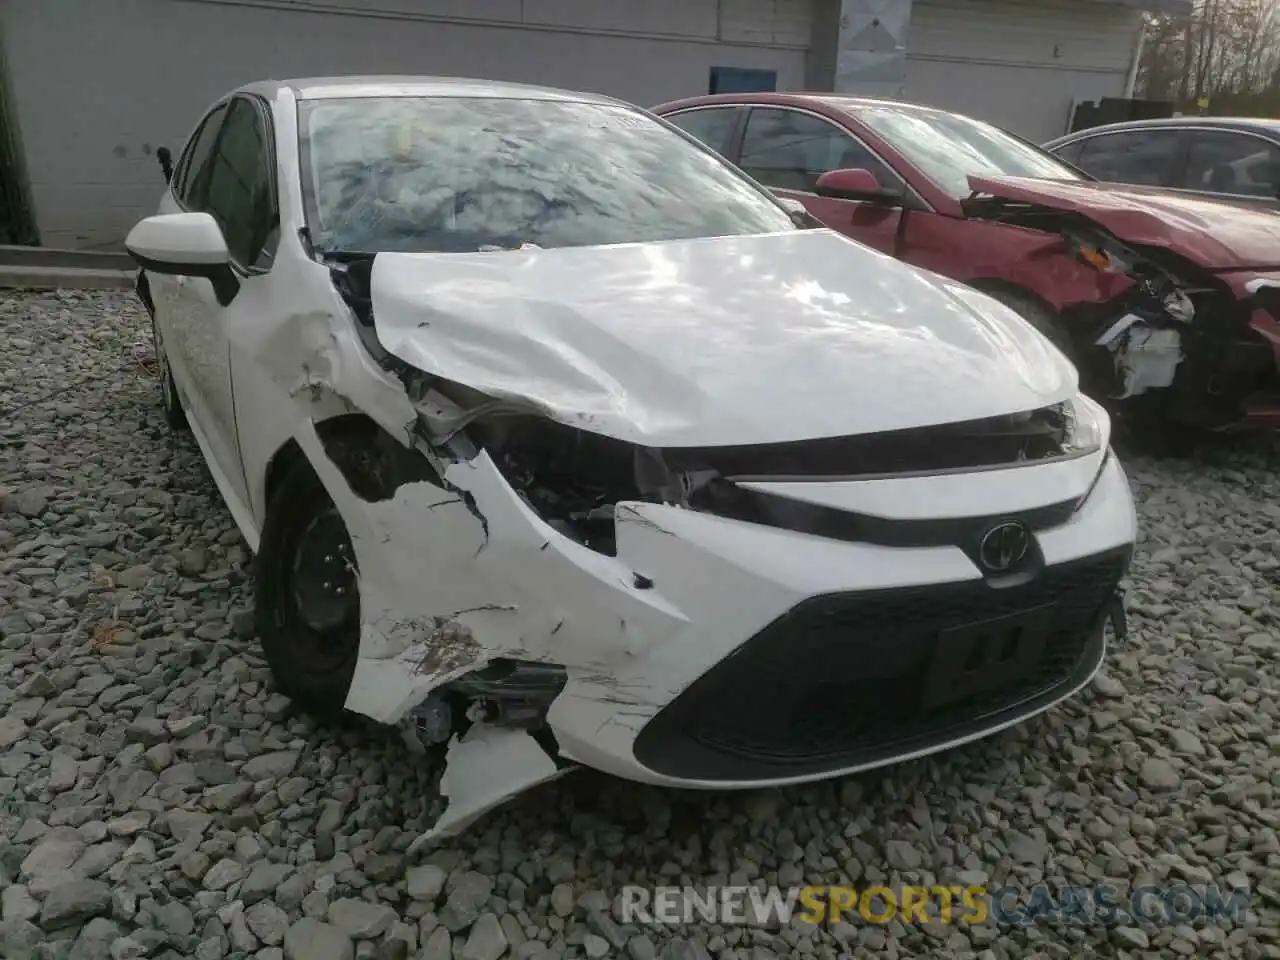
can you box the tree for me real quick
[1137,0,1280,113]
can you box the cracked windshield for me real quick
[299,96,795,254]
[853,104,1085,199]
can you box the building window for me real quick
[709,67,777,95]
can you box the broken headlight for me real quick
[1062,393,1109,457]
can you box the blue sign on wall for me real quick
[709,68,778,94]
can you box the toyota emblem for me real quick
[978,521,1031,573]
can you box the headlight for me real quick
[1064,392,1113,512]
[1062,392,1109,457]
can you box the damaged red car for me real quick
[652,93,1280,430]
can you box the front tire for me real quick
[152,315,188,431]
[255,456,361,719]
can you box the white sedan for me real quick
[126,76,1137,840]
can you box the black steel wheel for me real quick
[255,456,361,718]
[153,314,188,431]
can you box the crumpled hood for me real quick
[968,175,1280,271]
[369,229,1076,446]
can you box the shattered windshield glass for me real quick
[298,95,796,254]
[852,105,1084,200]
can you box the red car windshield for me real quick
[851,104,1085,200]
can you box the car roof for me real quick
[652,90,961,118]
[1047,115,1280,145]
[238,75,625,106]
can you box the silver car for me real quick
[1044,117,1280,211]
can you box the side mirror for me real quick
[776,195,823,229]
[125,212,240,306]
[815,167,902,204]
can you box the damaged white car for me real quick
[126,77,1137,840]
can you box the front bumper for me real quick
[631,548,1123,782]
[545,453,1136,787]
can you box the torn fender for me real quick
[293,422,689,726]
[292,421,697,839]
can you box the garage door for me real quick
[904,0,1143,143]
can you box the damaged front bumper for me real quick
[964,191,1280,427]
[301,413,1136,842]
[1064,231,1280,422]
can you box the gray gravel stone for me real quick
[203,858,246,891]
[459,913,507,960]
[246,901,290,946]
[284,918,353,960]
[405,864,446,902]
[242,751,299,781]
[1140,756,1181,791]
[328,899,396,940]
[242,862,295,905]
[40,878,111,929]
[21,835,84,878]
[420,927,451,960]
[1,885,38,922]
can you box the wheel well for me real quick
[263,414,441,510]
[263,415,391,509]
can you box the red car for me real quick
[651,92,1280,431]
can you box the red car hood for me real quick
[967,175,1280,271]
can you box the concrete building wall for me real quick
[0,0,811,249]
[907,0,1146,142]
[815,0,1148,141]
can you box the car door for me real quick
[1064,128,1186,188]
[176,94,281,508]
[733,106,907,256]
[1176,129,1280,210]
[153,99,231,428]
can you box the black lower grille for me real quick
[632,547,1130,782]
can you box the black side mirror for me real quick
[157,147,174,185]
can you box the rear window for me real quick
[297,95,796,254]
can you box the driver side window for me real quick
[194,97,280,269]
[173,102,229,208]
[739,107,897,193]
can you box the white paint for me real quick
[415,724,569,845]
[134,76,1139,841]
[739,447,1107,520]
[370,229,1077,447]
[125,212,230,266]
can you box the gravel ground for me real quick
[0,289,1278,960]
